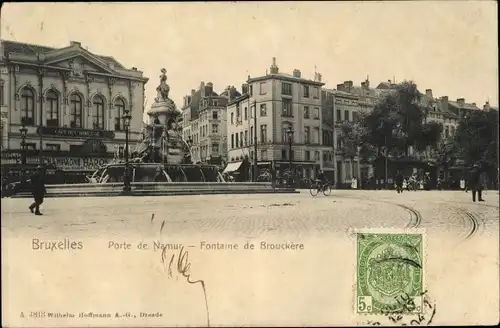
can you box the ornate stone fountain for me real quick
[91,68,225,183]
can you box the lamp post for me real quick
[186,136,193,163]
[253,100,258,182]
[384,135,388,190]
[122,109,132,193]
[19,122,28,165]
[287,127,294,171]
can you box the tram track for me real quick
[451,207,481,240]
[332,194,423,229]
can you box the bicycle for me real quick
[310,180,332,197]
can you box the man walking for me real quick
[28,166,47,215]
[395,170,404,194]
[467,163,484,202]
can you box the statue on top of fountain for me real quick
[156,68,170,102]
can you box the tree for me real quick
[435,137,459,178]
[454,109,498,174]
[360,81,443,174]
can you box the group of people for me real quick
[394,171,431,193]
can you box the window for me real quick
[25,142,37,150]
[260,125,267,143]
[282,149,287,159]
[213,100,218,107]
[212,124,218,134]
[244,107,248,120]
[282,82,292,95]
[236,105,240,119]
[114,98,126,131]
[312,87,319,98]
[212,111,218,119]
[249,85,253,96]
[337,137,342,149]
[282,99,292,117]
[21,88,35,126]
[323,152,327,161]
[259,82,266,95]
[46,143,60,151]
[314,151,320,161]
[445,126,449,138]
[92,95,105,130]
[231,112,234,124]
[282,124,293,143]
[212,143,219,153]
[314,128,320,144]
[313,107,320,119]
[235,133,239,148]
[260,104,267,116]
[304,126,310,144]
[336,109,341,121]
[303,85,309,98]
[239,132,243,147]
[305,150,310,161]
[46,90,59,127]
[344,110,349,121]
[250,126,254,144]
[260,149,267,160]
[304,106,310,119]
[231,134,235,149]
[244,130,248,145]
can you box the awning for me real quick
[223,161,243,173]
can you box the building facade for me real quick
[227,57,325,180]
[0,40,148,178]
[181,82,239,165]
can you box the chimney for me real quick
[132,67,137,71]
[293,69,301,78]
[191,89,196,96]
[70,41,81,47]
[317,73,322,82]
[388,79,392,84]
[441,96,449,112]
[457,98,465,106]
[361,82,366,89]
[241,83,249,95]
[344,81,353,91]
[425,89,433,99]
[365,78,370,88]
[206,82,213,96]
[337,84,345,91]
[471,102,476,108]
[270,57,279,74]
[484,101,490,110]
[200,81,205,98]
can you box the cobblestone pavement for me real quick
[1,190,499,326]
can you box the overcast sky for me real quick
[1,1,498,117]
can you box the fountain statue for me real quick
[89,68,225,183]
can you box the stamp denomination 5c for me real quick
[356,231,424,315]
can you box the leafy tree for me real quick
[435,137,460,177]
[360,81,443,165]
[338,113,367,186]
[454,108,498,172]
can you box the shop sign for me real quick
[1,153,110,170]
[36,127,115,139]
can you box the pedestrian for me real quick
[395,170,404,194]
[28,166,47,215]
[467,163,484,202]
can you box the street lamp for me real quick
[122,109,132,193]
[287,127,294,171]
[19,122,28,165]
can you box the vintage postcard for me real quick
[1,1,499,327]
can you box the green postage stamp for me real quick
[356,230,425,315]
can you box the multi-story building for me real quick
[181,82,239,165]
[226,57,325,180]
[322,88,368,185]
[0,39,148,179]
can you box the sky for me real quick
[1,1,498,120]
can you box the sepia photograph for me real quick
[1,1,498,327]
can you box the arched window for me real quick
[21,88,35,126]
[92,95,105,130]
[46,90,59,127]
[70,94,83,128]
[114,98,126,131]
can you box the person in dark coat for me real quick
[395,170,404,194]
[28,166,47,215]
[467,163,484,202]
